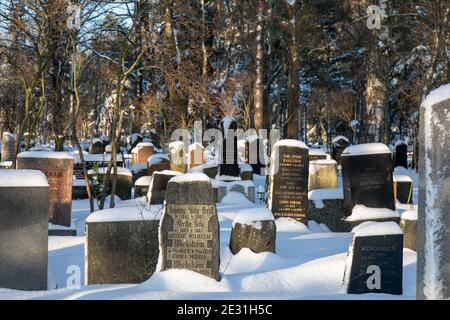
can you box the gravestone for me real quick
[88,167,133,201]
[86,206,161,285]
[148,154,171,176]
[1,132,16,162]
[218,117,241,179]
[169,141,186,173]
[267,140,309,224]
[159,173,220,281]
[309,160,338,190]
[230,207,276,254]
[17,151,74,227]
[72,178,88,200]
[147,171,180,205]
[132,142,155,165]
[394,174,413,204]
[394,141,408,169]
[129,133,144,152]
[134,176,151,198]
[417,88,450,299]
[341,143,395,218]
[400,210,417,251]
[308,189,349,232]
[0,169,49,291]
[188,143,205,170]
[309,149,327,162]
[344,221,403,295]
[331,136,350,165]
[90,139,104,154]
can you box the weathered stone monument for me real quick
[147,170,180,205]
[17,151,74,226]
[341,143,395,218]
[344,221,403,295]
[267,140,309,224]
[169,141,186,173]
[1,132,16,162]
[308,189,348,232]
[0,169,49,291]
[230,207,276,254]
[417,85,450,300]
[400,210,417,251]
[86,206,161,285]
[309,159,338,190]
[159,173,220,280]
[394,141,408,169]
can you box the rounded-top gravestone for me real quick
[159,173,220,281]
[1,132,16,162]
[394,141,408,169]
[17,151,74,227]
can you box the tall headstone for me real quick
[417,86,450,300]
[218,117,241,179]
[341,143,395,217]
[159,173,220,281]
[394,141,408,169]
[267,140,309,224]
[0,170,49,291]
[169,141,186,173]
[343,221,403,295]
[17,151,74,227]
[1,132,16,162]
[331,136,350,165]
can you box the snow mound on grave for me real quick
[88,167,132,177]
[0,169,49,187]
[148,153,169,165]
[86,204,163,223]
[273,139,308,150]
[135,176,152,186]
[220,191,253,205]
[232,207,274,228]
[141,269,229,292]
[345,205,399,222]
[222,248,286,275]
[352,221,403,237]
[308,188,343,209]
[342,143,391,156]
[169,172,210,183]
[275,218,311,233]
[17,151,74,160]
[422,83,450,108]
[401,210,418,221]
[104,195,122,205]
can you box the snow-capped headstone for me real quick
[89,139,104,154]
[230,207,276,255]
[188,143,205,170]
[147,171,180,205]
[344,222,403,295]
[341,143,395,217]
[86,206,161,285]
[148,154,171,176]
[0,169,49,291]
[132,142,155,165]
[218,117,241,179]
[159,173,220,281]
[17,151,74,227]
[331,136,350,164]
[134,176,151,198]
[309,149,327,162]
[394,174,413,204]
[417,85,450,300]
[308,188,348,232]
[267,140,309,224]
[72,178,88,199]
[1,132,15,162]
[394,141,408,169]
[88,167,133,201]
[169,141,186,173]
[309,160,338,190]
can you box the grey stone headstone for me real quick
[86,212,160,285]
[267,141,309,224]
[230,220,276,255]
[1,132,16,162]
[400,217,416,251]
[147,171,179,205]
[308,198,350,232]
[159,175,220,281]
[417,93,450,300]
[0,170,49,291]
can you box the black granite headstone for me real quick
[218,117,240,179]
[394,142,408,169]
[267,140,309,224]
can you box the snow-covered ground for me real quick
[0,172,419,300]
